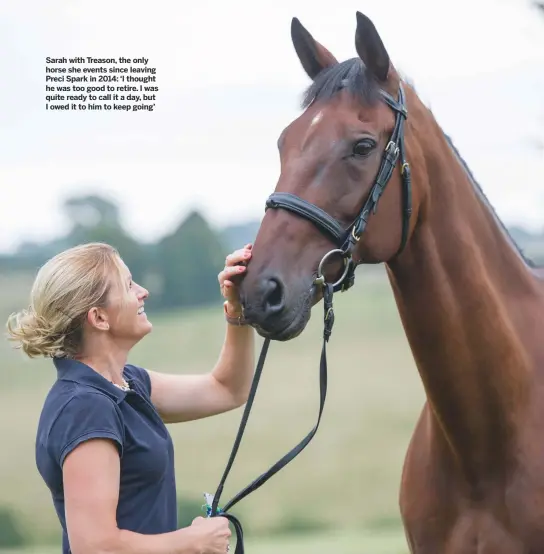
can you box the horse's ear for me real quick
[354,12,390,82]
[291,17,338,80]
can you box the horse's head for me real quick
[239,12,423,340]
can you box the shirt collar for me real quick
[53,357,130,404]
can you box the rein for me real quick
[205,284,334,553]
[205,83,410,554]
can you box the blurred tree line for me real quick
[3,193,544,315]
[0,194,261,313]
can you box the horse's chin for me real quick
[252,307,312,341]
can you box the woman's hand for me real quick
[189,516,232,554]
[218,243,252,318]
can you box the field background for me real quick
[0,267,425,553]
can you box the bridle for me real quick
[265,81,412,293]
[205,82,412,554]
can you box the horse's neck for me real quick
[387,111,540,481]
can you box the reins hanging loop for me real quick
[205,283,335,553]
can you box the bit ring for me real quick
[314,249,351,288]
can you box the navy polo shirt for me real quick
[35,358,177,553]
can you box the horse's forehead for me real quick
[304,96,381,129]
[296,101,352,136]
[287,96,384,147]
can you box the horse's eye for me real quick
[352,139,376,157]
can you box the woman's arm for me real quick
[63,438,229,554]
[148,321,254,423]
[148,243,255,424]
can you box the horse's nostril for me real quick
[262,276,285,316]
[266,279,282,307]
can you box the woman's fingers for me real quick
[225,244,253,267]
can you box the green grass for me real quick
[0,266,424,549]
[0,528,409,554]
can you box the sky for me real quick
[0,0,543,254]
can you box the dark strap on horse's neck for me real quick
[210,284,335,554]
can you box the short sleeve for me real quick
[124,364,152,398]
[48,392,124,467]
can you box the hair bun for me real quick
[6,308,67,358]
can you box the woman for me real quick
[6,241,255,554]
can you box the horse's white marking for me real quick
[310,111,323,127]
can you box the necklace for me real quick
[113,378,130,392]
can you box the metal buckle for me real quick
[386,140,400,157]
[314,249,351,289]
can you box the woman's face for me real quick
[100,257,152,345]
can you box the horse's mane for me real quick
[301,58,381,109]
[442,132,537,269]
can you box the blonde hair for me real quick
[6,242,124,359]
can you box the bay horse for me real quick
[237,11,544,554]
